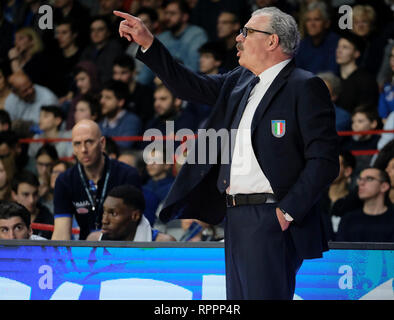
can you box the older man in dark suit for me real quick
[115,6,339,300]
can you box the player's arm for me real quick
[51,216,72,240]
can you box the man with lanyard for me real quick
[52,119,141,240]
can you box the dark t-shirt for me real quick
[336,206,394,242]
[54,155,141,240]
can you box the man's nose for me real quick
[102,214,109,225]
[235,32,244,42]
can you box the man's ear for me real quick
[130,209,141,222]
[100,136,106,152]
[118,98,125,109]
[381,181,390,194]
[55,117,62,129]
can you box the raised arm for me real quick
[114,11,154,50]
[114,10,226,107]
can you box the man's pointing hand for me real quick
[113,10,154,50]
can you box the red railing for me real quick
[19,129,394,158]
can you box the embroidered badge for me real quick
[271,120,286,138]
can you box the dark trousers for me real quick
[224,202,303,300]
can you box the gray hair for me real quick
[306,1,330,21]
[252,7,300,56]
[317,72,342,97]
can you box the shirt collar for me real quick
[257,59,291,86]
[102,110,126,128]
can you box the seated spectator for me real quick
[125,6,161,77]
[74,94,101,124]
[137,0,208,86]
[53,0,91,49]
[378,45,394,122]
[54,17,83,99]
[336,167,394,242]
[80,15,124,84]
[316,71,351,132]
[28,105,72,159]
[0,63,11,110]
[65,61,102,129]
[198,41,226,76]
[373,140,394,204]
[0,200,47,240]
[351,4,387,76]
[98,80,142,151]
[45,159,73,214]
[143,83,197,148]
[335,31,379,114]
[8,26,60,95]
[5,71,58,129]
[0,155,16,201]
[95,0,127,40]
[11,170,54,240]
[0,130,28,171]
[341,105,381,178]
[319,151,356,239]
[52,120,141,240]
[216,10,240,72]
[86,184,175,241]
[341,105,380,152]
[34,144,59,200]
[144,148,175,204]
[112,54,154,126]
[0,110,11,132]
[295,1,339,75]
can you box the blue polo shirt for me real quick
[54,155,141,240]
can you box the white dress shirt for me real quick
[228,59,291,195]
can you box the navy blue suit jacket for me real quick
[137,38,339,259]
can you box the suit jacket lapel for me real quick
[251,60,295,135]
[223,70,256,128]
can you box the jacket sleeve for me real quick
[136,37,225,106]
[278,76,340,223]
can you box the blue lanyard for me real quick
[77,161,111,229]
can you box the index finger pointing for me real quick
[113,10,137,22]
